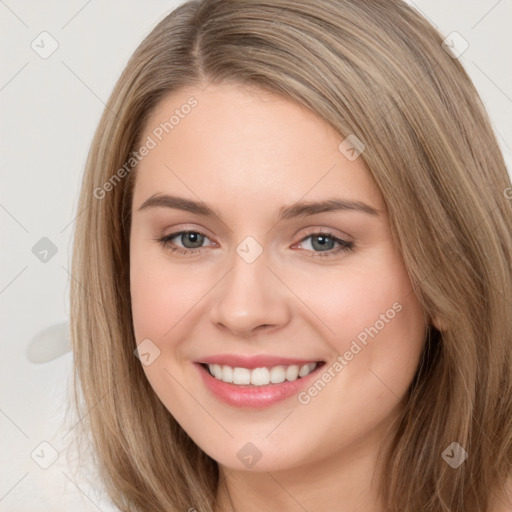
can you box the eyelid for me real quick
[159,224,217,242]
[295,226,353,243]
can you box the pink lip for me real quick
[196,353,323,369]
[194,361,325,409]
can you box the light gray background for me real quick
[1,1,511,510]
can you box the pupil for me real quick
[313,235,333,251]
[184,232,203,248]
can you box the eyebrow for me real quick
[137,193,382,219]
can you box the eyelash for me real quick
[155,230,354,258]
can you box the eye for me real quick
[296,232,354,258]
[156,229,354,258]
[156,230,213,256]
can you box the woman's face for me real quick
[129,83,427,472]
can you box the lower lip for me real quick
[194,362,325,409]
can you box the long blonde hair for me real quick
[70,0,512,510]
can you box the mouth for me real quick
[194,360,327,409]
[199,361,326,387]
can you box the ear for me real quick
[430,313,448,332]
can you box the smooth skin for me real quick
[129,83,430,512]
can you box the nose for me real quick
[209,247,291,337]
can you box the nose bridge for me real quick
[209,237,289,335]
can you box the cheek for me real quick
[289,248,422,342]
[129,245,207,411]
[288,248,426,389]
[130,245,208,344]
[283,255,426,450]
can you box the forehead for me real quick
[133,83,384,213]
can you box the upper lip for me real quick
[196,354,324,369]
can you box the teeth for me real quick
[207,362,318,386]
[286,365,299,381]
[233,367,251,385]
[222,365,233,383]
[270,365,286,384]
[251,367,270,386]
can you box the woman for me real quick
[70,0,512,510]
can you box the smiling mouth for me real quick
[199,361,326,387]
